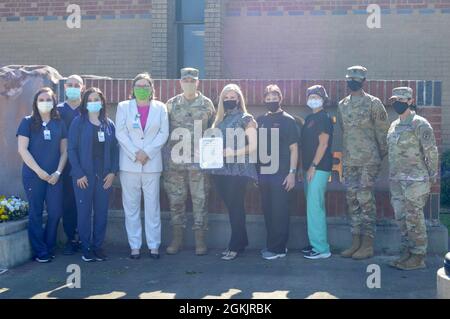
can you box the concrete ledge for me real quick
[0,218,28,236]
[58,211,449,255]
[437,268,450,299]
[0,219,32,268]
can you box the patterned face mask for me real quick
[181,82,197,95]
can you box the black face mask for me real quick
[393,101,410,115]
[223,100,238,111]
[265,101,280,113]
[347,80,363,92]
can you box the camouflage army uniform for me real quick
[338,68,389,239]
[387,88,438,256]
[163,90,215,230]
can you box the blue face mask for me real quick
[86,101,102,113]
[66,87,81,100]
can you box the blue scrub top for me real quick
[57,102,80,131]
[57,102,80,176]
[16,116,67,179]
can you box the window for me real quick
[176,0,205,78]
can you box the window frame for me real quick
[176,0,205,78]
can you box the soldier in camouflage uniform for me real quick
[163,68,216,255]
[387,87,438,270]
[338,66,390,260]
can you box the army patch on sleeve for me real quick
[422,129,432,141]
[378,112,387,121]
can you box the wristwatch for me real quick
[55,171,61,176]
[311,163,317,169]
[289,168,297,174]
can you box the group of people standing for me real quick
[16,65,438,271]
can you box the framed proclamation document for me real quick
[199,137,224,169]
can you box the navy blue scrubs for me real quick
[16,116,67,259]
[57,102,81,242]
[68,115,119,255]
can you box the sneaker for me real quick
[221,251,238,261]
[222,249,231,256]
[301,245,313,254]
[262,250,287,260]
[35,255,52,263]
[93,249,107,262]
[303,250,331,260]
[82,251,96,262]
[222,248,245,256]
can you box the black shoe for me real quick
[149,251,160,259]
[35,255,52,263]
[82,251,96,262]
[94,249,107,262]
[130,253,141,260]
[301,245,313,254]
[63,241,78,255]
[303,250,332,260]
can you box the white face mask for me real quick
[37,101,53,114]
[181,82,197,96]
[307,98,323,109]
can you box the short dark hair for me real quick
[263,84,283,101]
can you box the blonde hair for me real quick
[212,83,248,128]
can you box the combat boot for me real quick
[388,249,411,268]
[352,235,374,260]
[395,254,426,271]
[166,226,184,255]
[341,235,361,258]
[194,229,208,256]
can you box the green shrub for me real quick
[441,150,450,206]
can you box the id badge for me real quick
[98,131,105,143]
[43,129,51,141]
[133,114,141,129]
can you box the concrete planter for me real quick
[0,218,31,268]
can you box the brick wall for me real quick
[222,0,450,151]
[0,0,153,78]
[2,1,449,150]
[58,78,442,222]
[0,0,152,17]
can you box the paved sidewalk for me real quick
[0,246,444,299]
